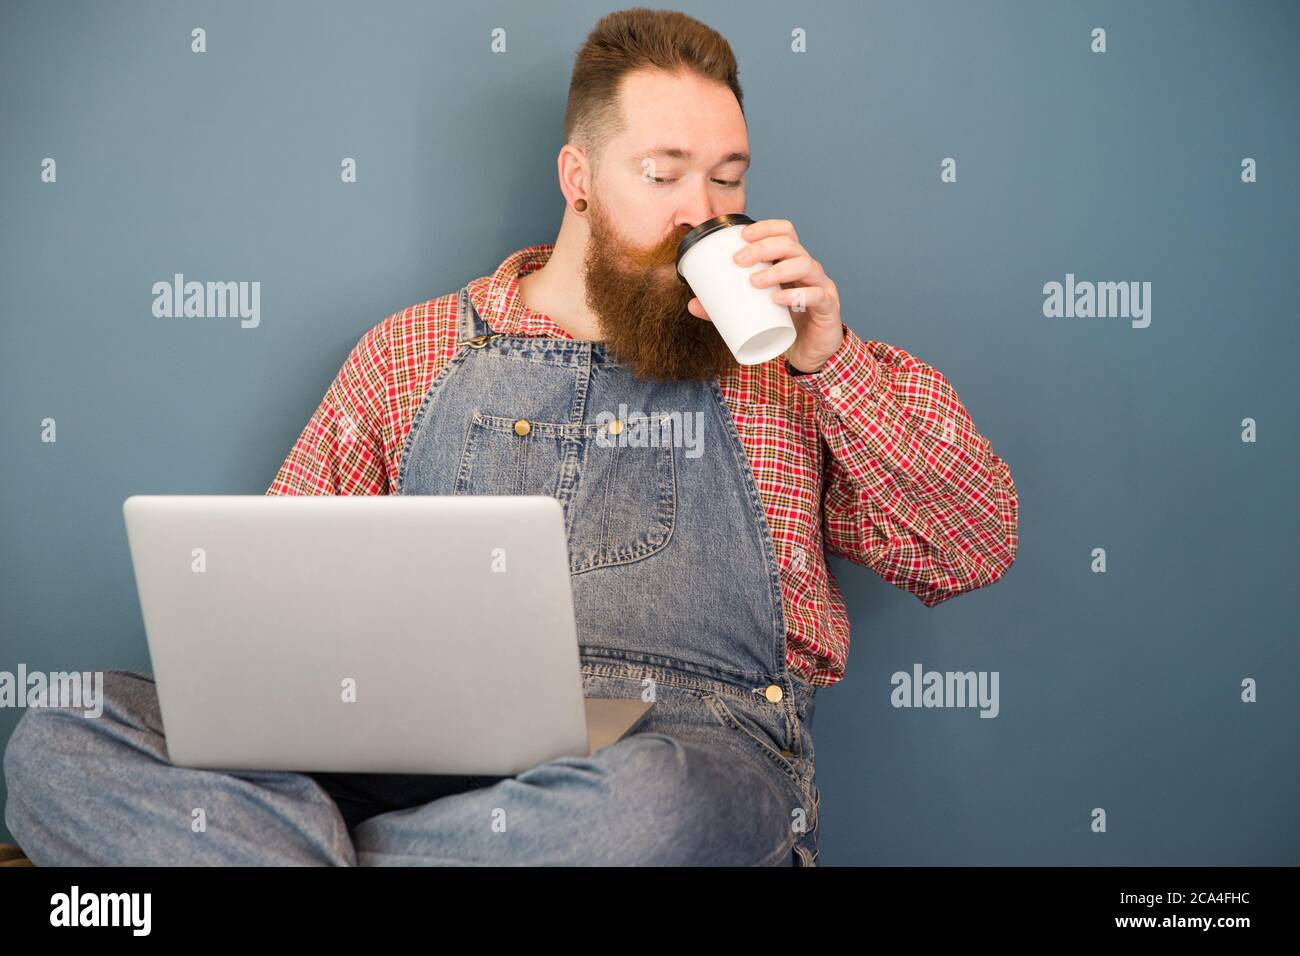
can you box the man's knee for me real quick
[3,670,159,799]
[580,733,799,865]
[3,703,81,847]
[4,710,32,793]
[5,702,76,786]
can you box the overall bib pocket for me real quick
[453,411,574,498]
[453,410,677,574]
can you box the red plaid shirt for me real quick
[267,244,1018,687]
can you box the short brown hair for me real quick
[563,8,744,172]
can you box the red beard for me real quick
[581,196,739,382]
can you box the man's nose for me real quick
[680,210,721,230]
[677,183,723,230]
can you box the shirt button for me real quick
[607,418,624,435]
[828,385,843,399]
[764,684,784,703]
[514,418,531,436]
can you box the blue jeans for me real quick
[4,666,820,865]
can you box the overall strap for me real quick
[459,285,495,340]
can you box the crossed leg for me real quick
[3,669,354,866]
[4,670,802,866]
[352,730,802,866]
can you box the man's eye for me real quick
[648,177,744,188]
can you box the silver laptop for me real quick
[121,494,654,776]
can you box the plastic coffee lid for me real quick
[675,213,755,282]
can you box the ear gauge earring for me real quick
[574,198,587,212]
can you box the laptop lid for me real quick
[122,494,629,775]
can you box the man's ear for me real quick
[557,143,591,210]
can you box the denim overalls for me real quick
[389,286,821,865]
[2,284,823,867]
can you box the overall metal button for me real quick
[466,334,493,349]
[607,418,624,435]
[514,418,531,436]
[764,684,784,703]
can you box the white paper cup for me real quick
[676,214,797,365]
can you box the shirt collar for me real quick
[467,243,574,340]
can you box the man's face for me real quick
[579,69,750,382]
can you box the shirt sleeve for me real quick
[789,322,1019,607]
[265,318,393,496]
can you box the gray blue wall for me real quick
[2,0,1296,863]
